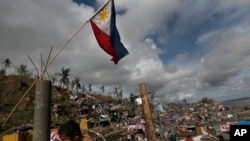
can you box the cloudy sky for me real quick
[1,0,250,103]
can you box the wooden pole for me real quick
[32,80,51,141]
[139,83,157,141]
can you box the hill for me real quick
[0,70,116,132]
[1,69,250,137]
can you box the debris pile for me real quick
[1,91,250,141]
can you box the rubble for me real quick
[1,92,250,141]
[49,95,250,141]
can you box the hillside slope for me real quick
[0,71,115,132]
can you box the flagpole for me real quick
[89,0,111,20]
[44,0,111,70]
[1,0,111,127]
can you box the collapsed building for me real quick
[1,88,250,141]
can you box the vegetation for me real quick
[0,58,120,135]
[2,58,12,74]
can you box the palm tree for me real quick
[50,73,57,86]
[72,77,81,93]
[16,64,31,80]
[113,86,118,99]
[2,58,12,74]
[100,85,105,93]
[81,84,86,93]
[56,67,71,89]
[130,93,135,102]
[182,99,187,105]
[88,83,92,93]
[117,87,123,101]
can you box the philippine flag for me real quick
[90,0,129,64]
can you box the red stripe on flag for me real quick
[90,21,117,64]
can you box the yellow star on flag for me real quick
[99,8,109,23]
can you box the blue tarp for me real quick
[237,121,250,125]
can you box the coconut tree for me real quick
[117,87,123,101]
[182,99,187,105]
[113,86,118,99]
[56,67,71,89]
[100,85,105,93]
[81,84,86,93]
[16,64,32,80]
[130,93,135,103]
[88,83,92,93]
[72,77,81,93]
[2,58,12,74]
[50,73,57,86]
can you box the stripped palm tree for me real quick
[15,64,32,80]
[100,85,105,93]
[88,83,92,93]
[81,84,86,93]
[50,73,57,86]
[2,58,12,74]
[56,67,71,89]
[113,86,118,99]
[182,99,187,105]
[117,87,123,101]
[72,77,81,93]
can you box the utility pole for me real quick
[139,83,157,141]
[33,80,51,141]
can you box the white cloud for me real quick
[1,0,250,103]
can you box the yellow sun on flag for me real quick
[99,8,109,23]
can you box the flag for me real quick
[90,0,129,64]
